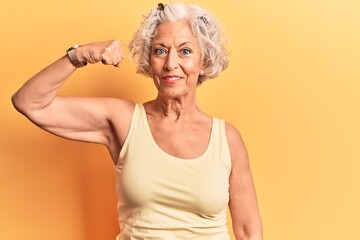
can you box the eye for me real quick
[181,48,192,55]
[154,48,167,55]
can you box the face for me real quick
[150,20,204,99]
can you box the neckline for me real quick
[139,104,215,161]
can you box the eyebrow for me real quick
[152,42,195,48]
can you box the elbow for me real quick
[11,91,35,118]
[12,92,44,127]
[235,230,263,240]
[12,90,49,125]
[249,226,263,240]
[11,91,24,114]
[234,221,263,240]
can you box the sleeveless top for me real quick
[115,104,232,240]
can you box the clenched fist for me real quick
[75,40,124,67]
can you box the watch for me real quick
[66,44,87,68]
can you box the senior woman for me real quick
[12,3,262,240]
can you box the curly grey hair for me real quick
[129,2,229,85]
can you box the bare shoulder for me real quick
[105,98,136,117]
[225,122,248,154]
[75,96,136,142]
[74,96,136,127]
[105,98,136,129]
[224,122,249,167]
[100,98,136,161]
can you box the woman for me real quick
[12,3,262,240]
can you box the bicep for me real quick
[28,96,133,146]
[226,123,262,238]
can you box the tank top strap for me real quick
[210,118,226,147]
[138,104,147,122]
[209,118,232,172]
[117,103,141,165]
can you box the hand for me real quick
[77,40,124,67]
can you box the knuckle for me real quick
[101,53,108,62]
[112,40,120,46]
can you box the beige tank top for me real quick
[115,104,232,240]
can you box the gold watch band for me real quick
[66,45,87,68]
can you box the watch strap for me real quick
[66,45,87,68]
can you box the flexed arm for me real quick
[12,40,123,112]
[12,40,135,161]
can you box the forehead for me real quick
[153,20,198,45]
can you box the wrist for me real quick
[66,45,87,68]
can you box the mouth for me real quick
[162,75,182,84]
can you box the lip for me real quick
[162,75,182,84]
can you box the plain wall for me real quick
[1,0,359,239]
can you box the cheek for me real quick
[153,77,160,89]
[150,57,164,72]
[182,60,202,76]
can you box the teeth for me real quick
[164,77,181,81]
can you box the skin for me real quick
[12,20,262,240]
[144,20,212,159]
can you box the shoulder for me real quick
[224,122,247,151]
[105,98,136,144]
[104,97,136,109]
[108,98,137,126]
[224,121,249,168]
[100,98,136,135]
[104,98,136,117]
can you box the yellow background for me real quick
[1,0,359,239]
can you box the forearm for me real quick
[12,54,76,114]
[12,40,122,116]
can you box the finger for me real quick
[99,40,123,66]
[101,54,121,67]
[114,60,122,67]
[111,47,124,67]
[113,51,124,67]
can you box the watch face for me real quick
[67,45,80,52]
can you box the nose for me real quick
[164,49,178,71]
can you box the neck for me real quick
[151,94,199,120]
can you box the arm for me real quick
[226,123,263,240]
[12,40,134,161]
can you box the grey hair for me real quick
[128,2,229,84]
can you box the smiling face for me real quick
[150,20,204,99]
